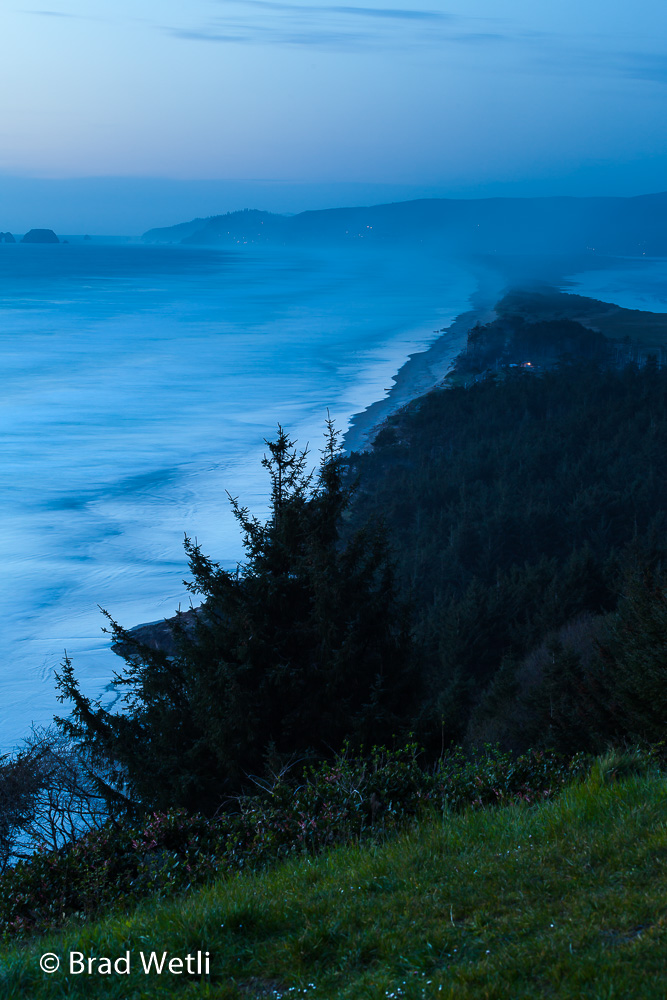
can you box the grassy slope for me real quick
[496,288,667,348]
[1,763,665,1000]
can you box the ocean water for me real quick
[567,256,667,312]
[1,240,478,751]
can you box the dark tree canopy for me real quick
[56,420,417,814]
[595,569,667,745]
[349,360,667,750]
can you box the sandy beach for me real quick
[343,298,496,453]
[343,250,667,455]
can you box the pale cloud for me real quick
[331,5,441,18]
[169,28,249,42]
[163,1,466,49]
[219,0,449,19]
[620,52,667,84]
[23,8,75,15]
[513,32,667,87]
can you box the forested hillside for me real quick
[348,355,667,752]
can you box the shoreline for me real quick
[343,255,667,455]
[343,297,496,454]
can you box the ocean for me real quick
[567,256,667,312]
[1,239,478,750]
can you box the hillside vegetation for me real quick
[1,757,664,999]
[496,287,667,351]
[349,354,667,753]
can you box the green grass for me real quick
[1,760,665,999]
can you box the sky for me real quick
[1,0,667,232]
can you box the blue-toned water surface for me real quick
[1,239,478,748]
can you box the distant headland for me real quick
[142,192,667,257]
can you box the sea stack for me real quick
[0,232,16,243]
[21,229,60,244]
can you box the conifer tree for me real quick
[595,569,667,744]
[56,419,417,813]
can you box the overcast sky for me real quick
[1,0,666,231]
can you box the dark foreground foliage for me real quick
[2,758,665,1000]
[0,744,588,939]
[56,421,417,814]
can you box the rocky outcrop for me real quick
[111,607,200,658]
[21,229,59,244]
[0,232,16,243]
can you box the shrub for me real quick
[0,743,592,939]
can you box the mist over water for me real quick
[1,240,478,750]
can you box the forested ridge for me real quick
[348,336,667,752]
